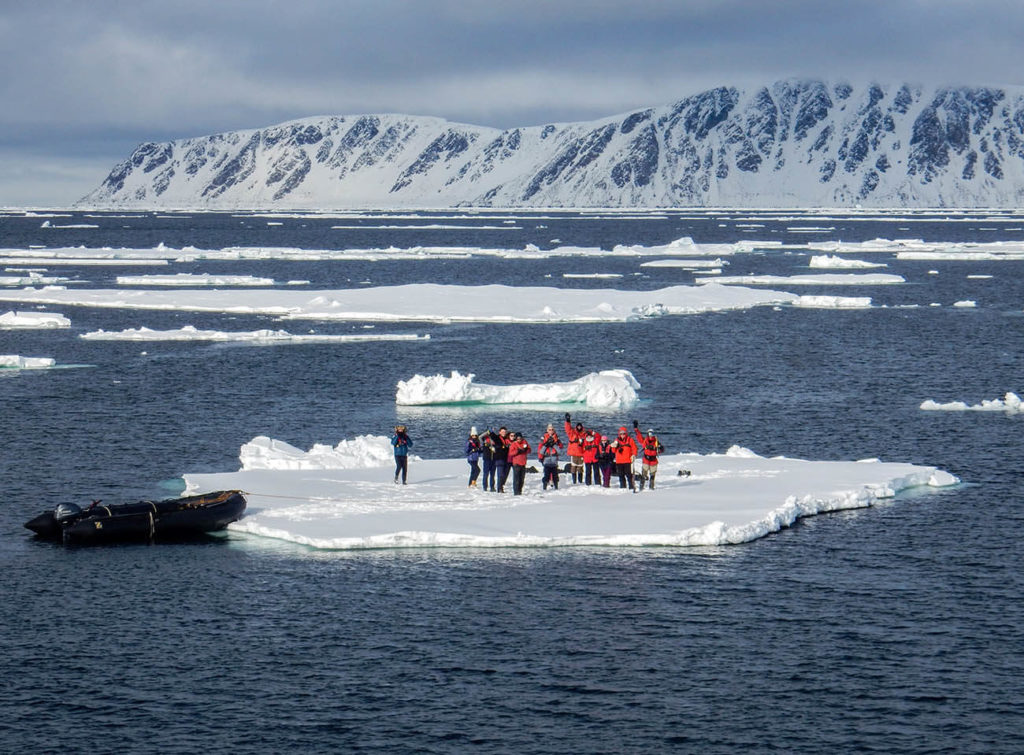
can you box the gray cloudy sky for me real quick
[2,0,1022,206]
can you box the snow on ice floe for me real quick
[0,355,56,369]
[80,325,429,344]
[698,273,904,286]
[0,283,797,323]
[808,255,887,269]
[0,310,70,328]
[395,370,640,410]
[953,300,977,308]
[791,296,873,309]
[921,392,1022,414]
[182,435,959,550]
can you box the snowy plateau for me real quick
[80,80,1024,209]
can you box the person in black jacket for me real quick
[481,429,499,491]
[488,427,511,493]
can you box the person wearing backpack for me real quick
[633,420,665,491]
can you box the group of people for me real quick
[392,416,666,495]
[462,413,665,495]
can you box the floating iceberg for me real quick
[920,392,1022,414]
[395,370,641,410]
[0,311,70,328]
[182,436,959,550]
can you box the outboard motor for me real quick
[54,502,82,523]
[24,502,81,538]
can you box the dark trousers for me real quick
[468,459,480,485]
[394,455,408,483]
[482,458,496,490]
[496,461,510,492]
[585,461,600,485]
[542,465,559,489]
[512,465,526,495]
[601,463,613,487]
[616,462,635,490]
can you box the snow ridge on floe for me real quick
[396,370,641,410]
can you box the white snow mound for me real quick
[396,369,641,410]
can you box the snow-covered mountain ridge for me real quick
[79,80,1024,208]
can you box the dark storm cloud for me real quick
[3,0,1024,204]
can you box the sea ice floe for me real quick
[791,295,873,309]
[0,310,70,328]
[698,273,905,286]
[920,392,1022,414]
[1,272,72,286]
[181,435,959,550]
[117,273,277,286]
[640,259,728,269]
[808,255,887,269]
[0,283,797,323]
[79,325,430,343]
[0,355,56,369]
[395,370,641,410]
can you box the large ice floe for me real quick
[80,325,429,344]
[116,273,280,286]
[0,237,749,265]
[921,392,1022,414]
[183,435,959,549]
[395,370,640,410]
[0,310,70,328]
[698,273,904,286]
[0,283,797,322]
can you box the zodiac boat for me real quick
[24,490,247,544]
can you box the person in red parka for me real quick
[564,412,587,484]
[507,432,532,496]
[633,419,664,491]
[611,426,638,492]
[582,430,601,486]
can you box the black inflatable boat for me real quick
[24,490,247,544]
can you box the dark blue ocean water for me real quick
[1,209,1023,753]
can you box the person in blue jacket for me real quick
[391,424,413,484]
[465,427,483,487]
